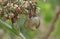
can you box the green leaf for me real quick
[0,19,20,36]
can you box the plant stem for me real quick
[43,10,60,39]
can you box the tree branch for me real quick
[43,10,60,39]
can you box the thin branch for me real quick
[43,10,60,39]
[0,19,26,39]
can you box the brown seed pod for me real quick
[17,15,20,20]
[15,6,21,12]
[10,3,14,6]
[11,18,15,24]
[29,13,32,18]
[10,13,15,24]
[11,13,15,18]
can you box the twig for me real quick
[43,10,60,39]
[0,19,26,39]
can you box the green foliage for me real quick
[0,0,60,39]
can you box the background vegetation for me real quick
[0,0,60,39]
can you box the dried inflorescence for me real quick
[0,0,40,30]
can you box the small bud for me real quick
[12,13,15,17]
[11,3,14,6]
[17,16,20,20]
[7,3,11,8]
[24,1,29,8]
[11,13,15,18]
[16,6,21,12]
[14,4,18,7]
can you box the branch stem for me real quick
[43,10,60,39]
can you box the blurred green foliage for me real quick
[0,0,60,39]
